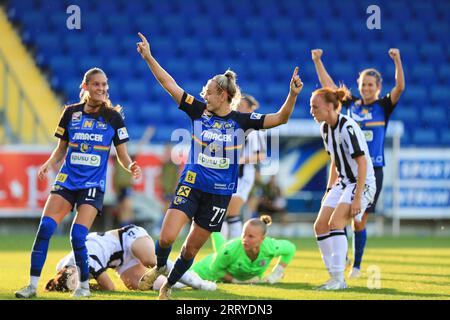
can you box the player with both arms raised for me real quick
[135,32,303,299]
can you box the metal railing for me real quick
[0,47,52,144]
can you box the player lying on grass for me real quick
[142,215,296,290]
[44,224,216,293]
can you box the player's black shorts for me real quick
[366,167,383,214]
[169,184,232,232]
[51,185,105,215]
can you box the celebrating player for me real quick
[45,225,216,293]
[15,68,141,298]
[136,32,302,299]
[311,48,405,278]
[222,94,266,239]
[310,86,376,290]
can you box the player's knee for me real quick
[328,218,345,231]
[70,224,89,249]
[314,220,328,235]
[158,234,176,248]
[140,256,156,268]
[353,219,366,231]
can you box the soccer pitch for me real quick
[1,235,449,300]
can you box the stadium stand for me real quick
[4,0,450,146]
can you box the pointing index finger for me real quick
[292,67,299,78]
[138,32,148,43]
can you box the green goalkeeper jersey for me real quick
[191,232,296,282]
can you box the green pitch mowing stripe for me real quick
[0,235,449,300]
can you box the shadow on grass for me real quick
[342,285,450,299]
[383,271,450,279]
[380,277,450,287]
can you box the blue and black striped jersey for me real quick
[178,92,266,195]
[343,94,397,167]
[54,103,129,192]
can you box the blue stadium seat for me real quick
[421,107,448,126]
[440,131,450,145]
[420,43,445,64]
[411,64,435,85]
[438,65,450,84]
[430,86,450,104]
[389,106,419,124]
[337,42,364,62]
[8,0,448,147]
[259,40,285,60]
[403,21,429,42]
[412,128,439,146]
[401,86,427,105]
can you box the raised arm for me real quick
[263,67,303,129]
[136,32,184,105]
[311,49,338,89]
[388,48,405,105]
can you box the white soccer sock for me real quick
[316,233,332,274]
[220,222,229,240]
[228,218,243,239]
[80,280,89,290]
[30,276,40,288]
[330,229,348,282]
[178,270,203,289]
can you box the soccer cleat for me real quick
[348,267,361,279]
[138,265,169,291]
[315,278,348,291]
[15,285,37,298]
[158,279,172,300]
[72,287,91,298]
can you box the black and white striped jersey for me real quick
[320,114,376,187]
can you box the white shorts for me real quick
[234,176,255,202]
[116,226,152,275]
[322,182,376,215]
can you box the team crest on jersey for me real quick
[208,142,221,153]
[259,259,267,267]
[173,196,187,205]
[96,121,107,130]
[177,186,191,197]
[118,127,129,140]
[185,171,197,184]
[80,143,92,153]
[82,119,95,129]
[250,112,262,120]
[72,111,82,123]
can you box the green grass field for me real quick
[1,235,449,300]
